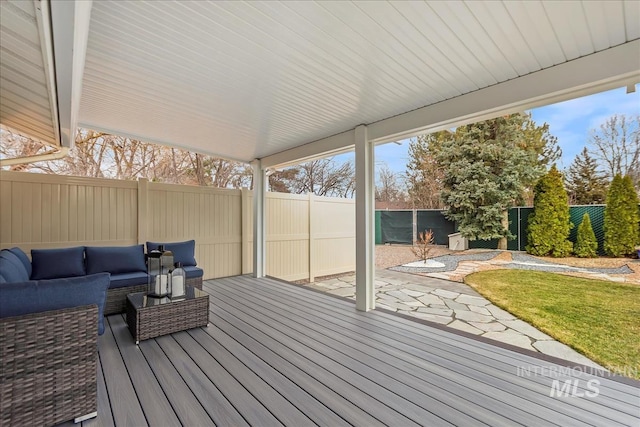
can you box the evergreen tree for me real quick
[405,133,446,209]
[604,174,640,257]
[566,147,608,204]
[435,113,545,249]
[526,165,573,257]
[574,213,598,258]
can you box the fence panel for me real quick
[416,210,455,245]
[0,171,138,251]
[145,182,244,279]
[310,195,355,281]
[379,210,413,244]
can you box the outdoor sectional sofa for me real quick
[0,241,203,315]
[0,246,110,426]
[0,241,203,425]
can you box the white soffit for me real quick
[0,0,58,146]
[78,1,640,163]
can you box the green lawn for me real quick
[464,270,640,379]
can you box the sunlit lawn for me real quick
[465,269,640,379]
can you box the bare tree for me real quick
[1,128,253,189]
[376,163,408,207]
[589,114,640,184]
[269,158,355,197]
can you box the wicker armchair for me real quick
[0,305,99,426]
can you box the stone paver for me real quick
[433,289,460,299]
[455,310,494,323]
[417,307,453,316]
[455,294,491,306]
[501,319,553,341]
[412,312,452,324]
[442,298,469,312]
[486,305,517,321]
[417,294,444,306]
[448,320,483,335]
[483,330,535,351]
[309,268,602,368]
[532,341,601,368]
[468,305,492,316]
[469,321,507,332]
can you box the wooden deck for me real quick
[68,275,638,427]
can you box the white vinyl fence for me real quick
[0,171,354,281]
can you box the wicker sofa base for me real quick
[0,305,98,427]
[105,276,203,315]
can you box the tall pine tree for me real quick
[604,174,640,257]
[526,165,573,257]
[435,113,545,249]
[566,147,608,204]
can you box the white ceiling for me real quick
[0,0,58,146]
[1,1,639,164]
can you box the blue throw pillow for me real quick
[31,247,85,280]
[0,273,110,335]
[7,247,32,278]
[146,240,197,266]
[86,245,147,275]
[0,250,30,282]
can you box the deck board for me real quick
[214,276,638,425]
[57,275,639,427]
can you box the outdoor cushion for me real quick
[0,250,30,282]
[0,273,110,335]
[86,245,147,275]
[7,247,32,278]
[108,272,149,289]
[31,246,85,280]
[146,240,197,266]
[183,266,204,279]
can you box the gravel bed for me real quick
[509,253,633,274]
[389,251,500,274]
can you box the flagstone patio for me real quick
[307,269,601,367]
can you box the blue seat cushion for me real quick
[86,245,146,275]
[0,273,110,335]
[109,272,149,289]
[7,247,32,278]
[31,246,85,280]
[183,266,203,279]
[146,240,197,266]
[0,250,30,282]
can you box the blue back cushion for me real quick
[0,273,110,335]
[146,240,197,266]
[8,247,32,278]
[0,250,30,282]
[86,245,146,275]
[31,246,86,280]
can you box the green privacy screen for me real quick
[377,205,609,253]
[416,210,455,245]
[379,210,413,244]
[468,205,606,254]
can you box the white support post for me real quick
[355,125,375,311]
[252,160,266,278]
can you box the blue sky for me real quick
[362,85,640,177]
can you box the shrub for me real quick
[604,174,639,257]
[412,229,435,262]
[526,166,573,257]
[574,213,598,258]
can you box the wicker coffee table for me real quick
[126,286,209,344]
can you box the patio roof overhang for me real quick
[2,0,639,310]
[1,1,638,165]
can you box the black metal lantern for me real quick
[148,245,174,297]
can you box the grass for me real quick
[464,270,640,379]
